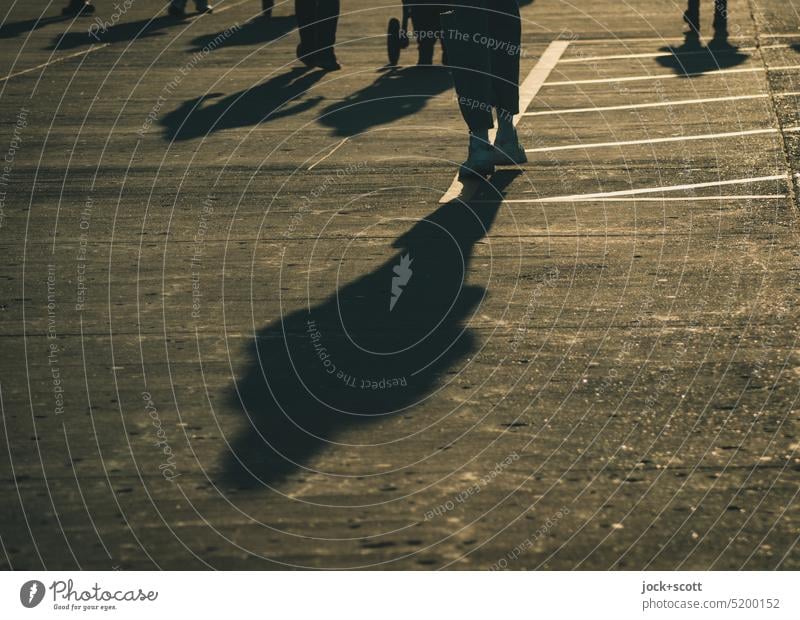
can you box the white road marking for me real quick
[308,137,349,170]
[502,195,787,203]
[0,44,110,83]
[524,93,769,116]
[440,40,570,204]
[559,44,790,64]
[502,175,788,203]
[525,127,800,153]
[543,65,800,87]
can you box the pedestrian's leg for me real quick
[314,0,340,66]
[262,0,274,19]
[441,1,495,178]
[683,0,700,35]
[712,0,728,40]
[487,0,525,164]
[295,0,317,64]
[411,3,440,65]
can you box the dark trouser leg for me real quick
[713,0,728,38]
[295,0,317,52]
[314,0,340,58]
[488,0,521,121]
[444,0,520,132]
[412,4,443,64]
[443,1,494,131]
[684,0,700,34]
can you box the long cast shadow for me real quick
[223,171,519,489]
[655,38,748,77]
[187,14,295,53]
[318,65,452,137]
[49,15,183,50]
[0,15,71,40]
[159,66,326,141]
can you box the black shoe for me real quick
[296,43,317,67]
[62,1,95,16]
[313,52,341,71]
[168,3,187,18]
[195,2,213,14]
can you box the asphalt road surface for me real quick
[1,0,800,569]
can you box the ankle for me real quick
[496,119,517,143]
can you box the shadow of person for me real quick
[655,34,748,77]
[0,15,71,40]
[159,66,326,141]
[49,15,183,50]
[656,0,747,77]
[222,170,519,490]
[317,65,452,137]
[187,14,295,53]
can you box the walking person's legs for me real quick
[443,0,524,179]
[411,2,445,65]
[295,0,340,70]
[314,0,340,68]
[683,0,701,42]
[487,0,525,164]
[712,0,729,43]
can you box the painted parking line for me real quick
[0,44,110,83]
[524,93,770,117]
[502,175,788,203]
[525,127,800,154]
[439,40,570,204]
[543,65,800,87]
[558,44,795,64]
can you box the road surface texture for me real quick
[1,0,800,569]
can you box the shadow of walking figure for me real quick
[317,64,451,137]
[222,171,518,489]
[187,13,296,53]
[159,66,326,141]
[655,0,747,77]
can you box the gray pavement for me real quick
[1,0,800,569]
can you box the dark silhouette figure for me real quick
[317,64,451,137]
[223,171,518,489]
[49,15,183,50]
[683,0,728,46]
[295,0,340,70]
[0,15,71,40]
[656,0,747,77]
[159,66,326,141]
[187,14,296,53]
[407,0,446,65]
